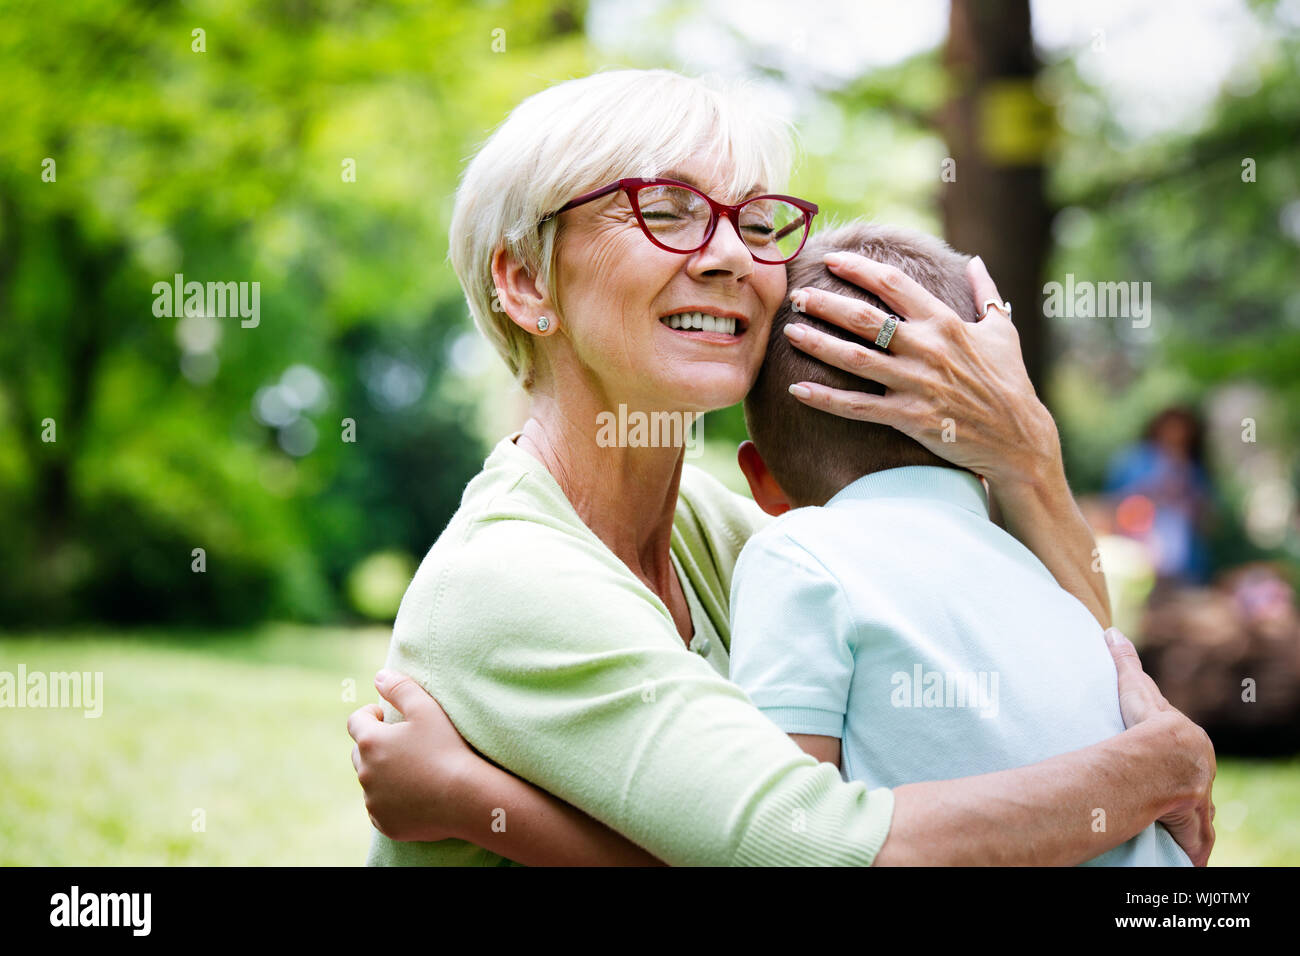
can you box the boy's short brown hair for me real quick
[743,221,979,507]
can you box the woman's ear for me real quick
[491,245,557,335]
[737,440,793,517]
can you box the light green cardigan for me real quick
[366,432,894,866]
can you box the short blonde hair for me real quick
[448,68,798,391]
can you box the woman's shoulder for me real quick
[406,434,614,583]
[431,434,767,574]
[390,435,667,656]
[387,438,768,665]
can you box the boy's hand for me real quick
[348,670,482,843]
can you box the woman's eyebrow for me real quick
[658,169,765,199]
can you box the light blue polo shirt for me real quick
[728,465,1190,866]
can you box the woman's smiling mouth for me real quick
[658,309,748,341]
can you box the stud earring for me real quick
[536,315,551,332]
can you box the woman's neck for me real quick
[516,394,685,597]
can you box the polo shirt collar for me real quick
[825,465,989,518]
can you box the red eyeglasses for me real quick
[539,177,818,265]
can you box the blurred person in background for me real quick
[1106,405,1216,587]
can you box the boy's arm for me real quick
[355,680,665,866]
[357,628,1214,866]
[790,734,841,768]
[451,737,840,865]
[454,758,666,866]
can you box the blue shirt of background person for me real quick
[1105,406,1213,585]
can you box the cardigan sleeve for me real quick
[394,509,894,867]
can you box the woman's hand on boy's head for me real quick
[783,250,1058,489]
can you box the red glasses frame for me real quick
[539,177,819,265]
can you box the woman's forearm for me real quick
[874,712,1191,865]
[361,638,1211,866]
[461,709,1190,868]
[988,454,1113,629]
[449,758,665,866]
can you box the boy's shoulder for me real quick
[731,501,877,600]
[735,502,838,566]
[733,483,1071,617]
[736,490,940,571]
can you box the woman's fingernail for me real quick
[789,289,808,312]
[972,255,988,274]
[788,383,812,399]
[784,323,806,342]
[374,669,391,685]
[824,252,846,266]
[1104,628,1123,645]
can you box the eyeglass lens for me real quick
[635,184,808,261]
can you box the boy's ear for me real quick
[737,440,793,517]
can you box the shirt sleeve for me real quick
[728,528,856,739]
[389,514,893,867]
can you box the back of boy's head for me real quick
[744,221,979,507]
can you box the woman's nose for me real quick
[690,214,754,277]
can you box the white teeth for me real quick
[660,311,739,335]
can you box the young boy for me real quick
[729,221,1190,866]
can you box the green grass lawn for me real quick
[2,626,1297,865]
[0,625,390,865]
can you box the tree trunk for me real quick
[940,0,1053,393]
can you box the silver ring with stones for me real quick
[874,315,899,351]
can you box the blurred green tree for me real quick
[0,0,588,625]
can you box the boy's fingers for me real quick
[346,702,385,742]
[373,669,434,720]
[782,323,914,389]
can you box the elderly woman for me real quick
[348,68,1215,866]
